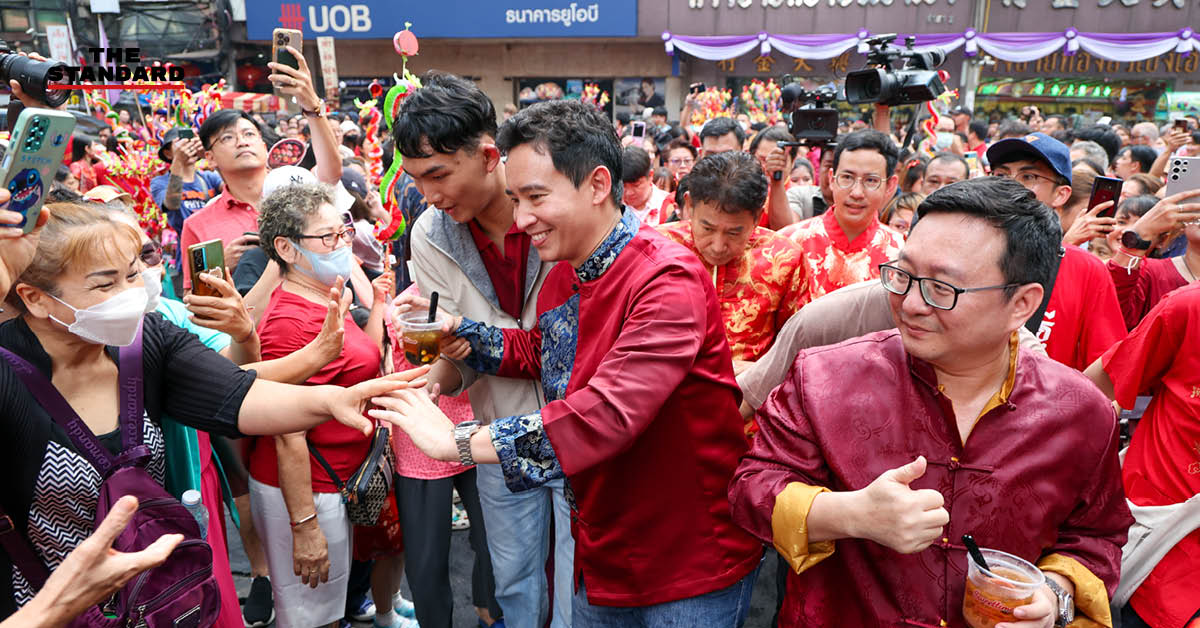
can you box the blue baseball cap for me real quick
[986,132,1072,185]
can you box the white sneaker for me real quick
[392,592,416,619]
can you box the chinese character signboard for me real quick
[316,36,339,103]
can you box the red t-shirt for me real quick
[180,189,259,291]
[1102,282,1200,628]
[1107,256,1191,330]
[467,219,530,320]
[248,286,379,493]
[1037,246,1125,370]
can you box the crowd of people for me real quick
[0,45,1198,628]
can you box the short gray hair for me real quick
[258,182,336,272]
[1071,140,1109,171]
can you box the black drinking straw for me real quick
[962,535,991,571]
[427,291,439,324]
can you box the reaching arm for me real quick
[267,46,342,185]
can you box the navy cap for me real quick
[341,168,369,200]
[158,127,180,162]
[986,132,1072,185]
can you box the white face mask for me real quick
[142,266,163,313]
[49,287,148,347]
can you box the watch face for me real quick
[1122,229,1149,249]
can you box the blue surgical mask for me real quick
[290,240,352,286]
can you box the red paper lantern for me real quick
[394,30,419,57]
[237,64,268,90]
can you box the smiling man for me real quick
[658,151,806,374]
[376,99,764,627]
[396,72,567,628]
[778,129,905,306]
[730,177,1131,628]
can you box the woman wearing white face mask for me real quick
[0,201,426,623]
[250,182,400,628]
[107,207,360,628]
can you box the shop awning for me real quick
[661,29,1200,64]
[219,91,285,113]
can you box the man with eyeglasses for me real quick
[777,130,905,307]
[987,132,1125,371]
[730,177,1131,628]
[179,48,343,295]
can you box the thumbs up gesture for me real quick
[852,456,949,554]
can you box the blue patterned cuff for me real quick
[489,411,564,493]
[456,317,504,375]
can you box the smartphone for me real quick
[631,121,646,147]
[964,152,979,177]
[0,108,75,234]
[188,239,226,297]
[690,82,705,95]
[177,128,195,139]
[1175,119,1190,133]
[1089,176,1123,219]
[272,28,303,92]
[1166,156,1200,198]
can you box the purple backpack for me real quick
[0,326,221,628]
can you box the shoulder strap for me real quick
[306,443,346,493]
[114,324,148,467]
[1025,246,1064,335]
[0,506,50,590]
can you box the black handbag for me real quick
[308,423,395,526]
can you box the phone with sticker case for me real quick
[0,108,75,234]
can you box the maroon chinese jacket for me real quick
[729,330,1131,627]
[494,216,764,607]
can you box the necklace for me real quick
[1179,254,1199,282]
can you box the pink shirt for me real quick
[389,284,474,480]
[179,189,258,290]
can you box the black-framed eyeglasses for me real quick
[140,240,162,267]
[879,263,1019,311]
[992,170,1061,188]
[295,226,355,249]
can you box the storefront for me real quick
[657,0,1200,124]
[238,0,663,115]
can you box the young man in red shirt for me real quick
[1087,282,1200,628]
[987,132,1125,370]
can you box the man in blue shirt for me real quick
[150,127,224,288]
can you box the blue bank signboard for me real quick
[245,0,638,40]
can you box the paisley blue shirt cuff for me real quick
[456,317,504,375]
[489,411,564,493]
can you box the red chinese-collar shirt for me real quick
[778,210,904,306]
[657,221,807,362]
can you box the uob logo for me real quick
[279,3,373,33]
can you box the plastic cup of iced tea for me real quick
[399,310,447,365]
[962,548,1045,628]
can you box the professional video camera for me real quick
[0,40,68,107]
[844,34,946,107]
[780,78,838,146]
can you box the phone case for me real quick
[188,239,226,297]
[1,108,75,234]
[272,29,303,84]
[1166,157,1200,198]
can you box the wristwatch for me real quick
[1121,228,1154,251]
[454,421,482,466]
[1044,576,1075,626]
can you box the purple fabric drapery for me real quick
[662,29,1200,63]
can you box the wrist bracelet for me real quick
[290,512,317,527]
